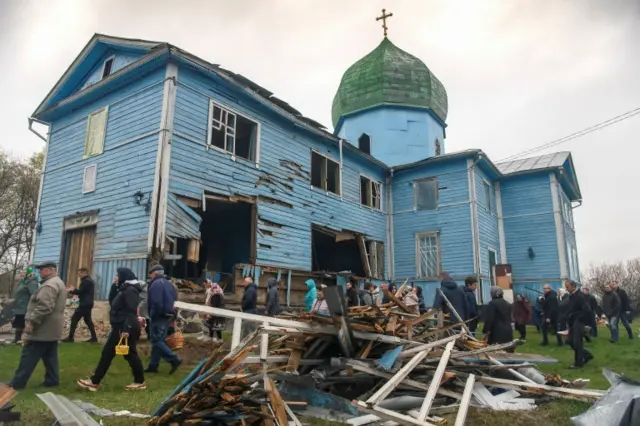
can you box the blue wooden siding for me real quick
[33,67,165,266]
[560,187,580,282]
[514,281,563,304]
[79,50,146,92]
[500,173,560,283]
[392,159,473,279]
[474,167,501,281]
[166,194,202,240]
[94,258,148,300]
[168,66,387,272]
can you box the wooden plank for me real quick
[283,401,303,426]
[365,349,431,406]
[453,374,475,426]
[386,315,398,334]
[417,340,456,422]
[436,288,477,341]
[474,376,605,402]
[369,404,436,426]
[359,341,374,359]
[486,356,536,384]
[398,333,462,359]
[357,235,372,277]
[385,291,412,313]
[264,377,288,426]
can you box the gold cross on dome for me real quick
[376,8,393,38]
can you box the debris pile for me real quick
[153,284,605,425]
[62,307,110,340]
[172,278,204,294]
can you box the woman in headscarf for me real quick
[11,267,39,343]
[482,286,514,346]
[403,287,420,315]
[78,267,145,391]
[345,281,359,307]
[311,290,329,314]
[207,281,225,341]
[512,294,532,341]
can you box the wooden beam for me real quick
[474,376,605,402]
[365,349,431,406]
[398,333,462,359]
[417,340,456,422]
[357,235,372,277]
[453,374,475,426]
[486,356,536,384]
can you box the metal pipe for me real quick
[28,117,48,142]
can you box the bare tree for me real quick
[583,259,640,312]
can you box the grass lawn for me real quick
[1,325,637,425]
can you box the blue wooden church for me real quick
[28,33,582,305]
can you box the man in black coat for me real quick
[582,287,599,337]
[464,277,479,333]
[433,272,468,324]
[541,284,563,346]
[565,280,594,368]
[612,282,634,339]
[64,267,97,343]
[240,277,258,338]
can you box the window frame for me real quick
[83,106,109,158]
[82,164,97,194]
[562,195,574,228]
[358,133,372,155]
[483,180,492,212]
[359,173,382,211]
[206,99,261,164]
[413,177,439,211]
[415,231,441,279]
[310,150,341,196]
[101,55,115,79]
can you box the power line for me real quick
[497,107,640,163]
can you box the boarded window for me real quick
[102,57,114,79]
[417,232,440,278]
[484,181,492,212]
[83,164,97,194]
[414,178,438,210]
[208,101,258,161]
[311,151,340,195]
[360,175,381,210]
[84,108,108,157]
[358,133,371,155]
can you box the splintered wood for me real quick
[163,293,600,425]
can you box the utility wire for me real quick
[497,107,640,163]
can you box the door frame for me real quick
[58,210,99,283]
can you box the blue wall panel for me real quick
[94,258,148,300]
[79,50,146,92]
[474,166,501,283]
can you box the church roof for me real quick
[331,37,448,128]
[496,152,570,175]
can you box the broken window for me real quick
[414,178,438,210]
[416,232,440,278]
[360,175,381,210]
[84,107,108,157]
[311,151,340,196]
[358,133,371,155]
[209,101,258,161]
[367,240,385,279]
[102,56,114,79]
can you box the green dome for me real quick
[331,38,448,127]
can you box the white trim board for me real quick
[467,159,481,277]
[550,173,568,278]
[495,181,507,263]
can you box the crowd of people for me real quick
[7,261,182,392]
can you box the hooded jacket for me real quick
[241,281,258,313]
[12,275,39,315]
[265,278,282,316]
[110,280,142,332]
[305,279,317,312]
[433,278,468,321]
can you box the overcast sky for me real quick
[1,0,639,269]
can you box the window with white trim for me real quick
[416,232,440,278]
[208,101,259,161]
[484,181,492,212]
[102,56,114,79]
[360,175,381,210]
[84,107,108,157]
[566,241,579,280]
[414,178,438,210]
[311,151,340,195]
[83,164,97,194]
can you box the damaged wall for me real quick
[166,66,387,273]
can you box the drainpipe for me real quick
[386,169,395,280]
[467,156,482,295]
[28,117,48,142]
[27,116,51,263]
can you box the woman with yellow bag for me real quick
[77,267,146,391]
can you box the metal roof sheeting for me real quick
[496,152,570,175]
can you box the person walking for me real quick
[239,277,258,338]
[64,267,97,343]
[602,283,621,343]
[77,267,145,391]
[612,282,633,339]
[304,279,317,312]
[144,265,181,374]
[557,287,571,341]
[565,280,594,369]
[433,272,468,324]
[482,287,514,346]
[9,262,66,390]
[533,296,544,333]
[11,267,39,344]
[540,284,563,346]
[582,287,599,337]
[265,278,282,316]
[463,277,479,334]
[512,294,532,341]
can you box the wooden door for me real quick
[63,226,96,288]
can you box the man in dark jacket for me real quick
[612,282,633,339]
[64,267,97,343]
[602,283,621,342]
[541,284,563,346]
[565,280,594,368]
[463,277,479,333]
[346,281,360,307]
[265,278,281,316]
[240,277,258,337]
[433,272,468,324]
[145,265,181,374]
[582,287,599,337]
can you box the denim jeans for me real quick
[608,316,620,342]
[620,314,633,338]
[148,316,179,370]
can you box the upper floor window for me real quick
[358,133,371,155]
[102,56,114,79]
[562,196,574,228]
[208,101,259,162]
[84,107,108,157]
[83,164,97,194]
[484,181,492,212]
[435,139,442,156]
[360,175,381,210]
[414,178,438,210]
[416,231,440,278]
[311,151,340,196]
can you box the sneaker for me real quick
[169,359,183,375]
[125,382,146,391]
[77,378,99,392]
